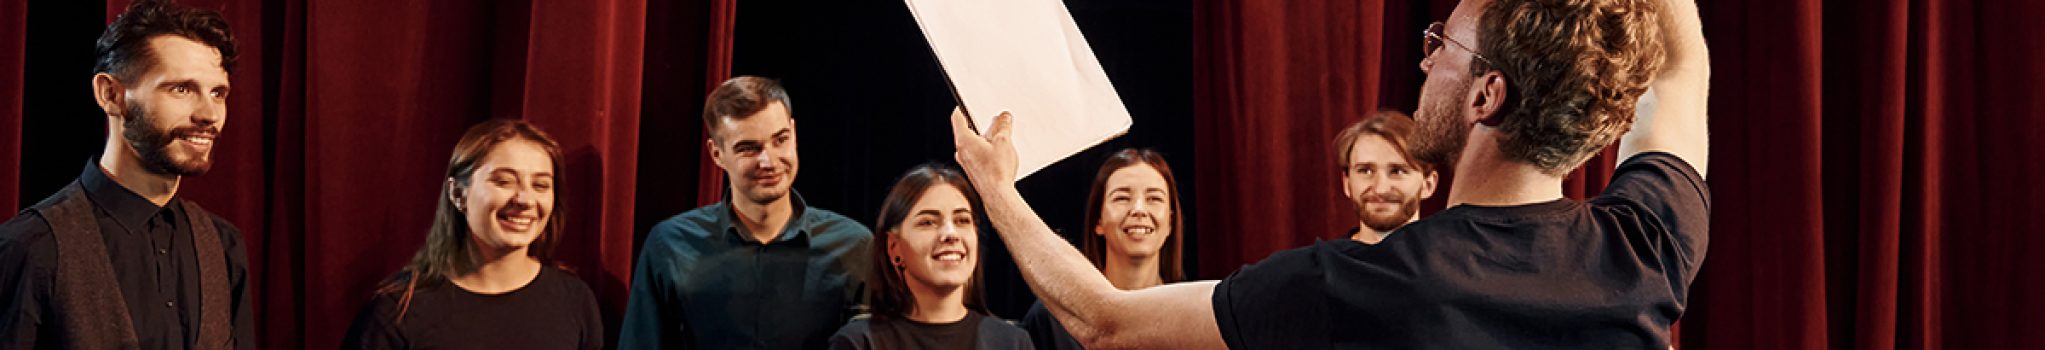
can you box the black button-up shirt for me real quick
[618,192,874,349]
[0,162,254,350]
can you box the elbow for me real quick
[1072,319,1137,350]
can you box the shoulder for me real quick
[1598,152,1710,211]
[542,266,600,299]
[829,317,878,346]
[0,211,55,254]
[978,314,1033,341]
[652,204,727,241]
[802,207,873,242]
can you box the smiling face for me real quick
[455,138,557,255]
[1094,163,1173,260]
[709,101,798,206]
[888,184,979,295]
[1343,134,1436,232]
[108,35,231,176]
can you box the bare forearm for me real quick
[1620,0,1711,177]
[976,184,1122,334]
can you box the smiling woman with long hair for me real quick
[828,163,1032,350]
[1019,148,1187,350]
[342,120,603,350]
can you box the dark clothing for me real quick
[341,265,605,350]
[1018,302,1083,350]
[827,312,1034,350]
[618,192,875,349]
[1212,153,1709,349]
[0,163,255,350]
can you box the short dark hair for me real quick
[1473,0,1665,175]
[94,0,238,81]
[868,163,988,320]
[1333,111,1433,174]
[702,76,793,141]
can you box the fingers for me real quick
[989,111,1015,144]
[951,106,976,145]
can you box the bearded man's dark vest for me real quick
[26,182,233,349]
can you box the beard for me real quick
[1355,191,1422,232]
[121,103,215,176]
[1410,81,1473,171]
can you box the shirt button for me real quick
[165,300,175,308]
[157,248,168,255]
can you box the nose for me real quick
[938,223,963,242]
[753,149,776,170]
[194,97,224,126]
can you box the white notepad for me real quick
[905,0,1134,179]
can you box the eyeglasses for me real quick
[1422,22,1490,66]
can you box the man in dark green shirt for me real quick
[620,76,874,349]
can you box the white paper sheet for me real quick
[905,0,1134,179]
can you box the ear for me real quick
[1468,71,1510,127]
[885,231,903,264]
[1419,171,1440,199]
[1340,171,1356,200]
[705,138,727,171]
[92,73,126,118]
[446,178,466,212]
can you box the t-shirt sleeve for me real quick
[1211,245,1332,350]
[1597,152,1711,285]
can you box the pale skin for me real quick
[91,36,231,206]
[706,102,800,243]
[1095,164,1172,290]
[1341,134,1438,242]
[890,184,980,323]
[446,139,557,294]
[947,0,1709,348]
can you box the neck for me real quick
[450,244,542,294]
[1445,135,1563,207]
[905,282,971,323]
[99,143,180,206]
[731,193,794,243]
[1350,214,1418,243]
[1103,254,1163,290]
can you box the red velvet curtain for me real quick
[0,0,732,348]
[1195,0,2045,348]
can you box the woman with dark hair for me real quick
[828,164,1032,350]
[1020,148,1187,350]
[342,120,603,350]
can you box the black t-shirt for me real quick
[342,265,604,350]
[828,311,1035,350]
[1212,153,1709,349]
[1019,302,1084,350]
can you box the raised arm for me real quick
[949,109,1225,350]
[1618,0,1711,178]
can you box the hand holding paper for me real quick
[951,107,1018,190]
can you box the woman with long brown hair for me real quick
[343,120,602,350]
[1020,148,1187,350]
[828,163,1032,350]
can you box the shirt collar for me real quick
[77,158,177,231]
[717,190,814,245]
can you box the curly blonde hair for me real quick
[1473,0,1666,175]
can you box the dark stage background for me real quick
[3,0,2043,349]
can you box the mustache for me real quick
[1357,191,1410,203]
[169,124,220,138]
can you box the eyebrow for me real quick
[489,168,553,178]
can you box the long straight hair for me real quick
[1081,149,1187,283]
[377,119,567,322]
[867,163,988,320]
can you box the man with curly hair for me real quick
[949,0,1713,348]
